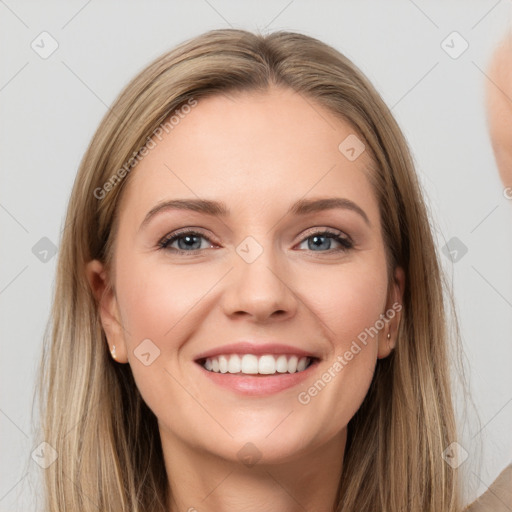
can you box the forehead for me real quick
[118,87,380,225]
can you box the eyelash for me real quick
[157,228,354,255]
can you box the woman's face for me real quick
[89,86,403,465]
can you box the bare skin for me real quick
[466,32,512,511]
[486,30,512,191]
[86,86,404,512]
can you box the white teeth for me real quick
[297,357,308,372]
[288,355,298,373]
[218,355,228,373]
[241,354,259,374]
[201,354,313,375]
[227,354,241,373]
[275,355,288,373]
[258,355,275,374]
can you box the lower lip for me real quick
[195,359,320,396]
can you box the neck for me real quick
[161,426,347,512]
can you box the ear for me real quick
[85,259,128,363]
[377,266,405,359]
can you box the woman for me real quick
[36,28,486,511]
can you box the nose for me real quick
[220,243,298,323]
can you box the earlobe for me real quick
[377,332,393,360]
[377,266,405,359]
[85,259,128,363]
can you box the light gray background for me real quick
[1,0,511,509]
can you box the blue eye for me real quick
[158,230,213,253]
[157,229,353,255]
[298,231,353,252]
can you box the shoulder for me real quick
[464,464,512,512]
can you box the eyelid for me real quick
[157,228,217,247]
[298,226,352,244]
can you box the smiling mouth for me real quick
[196,354,318,375]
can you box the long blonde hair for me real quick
[36,28,462,511]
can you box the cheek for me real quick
[115,255,207,342]
[116,249,389,366]
[113,255,210,405]
[113,243,389,437]
[294,256,389,425]
[304,257,389,350]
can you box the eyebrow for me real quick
[139,196,371,231]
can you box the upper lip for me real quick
[194,341,321,362]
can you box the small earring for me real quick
[387,333,391,339]
[111,345,117,359]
